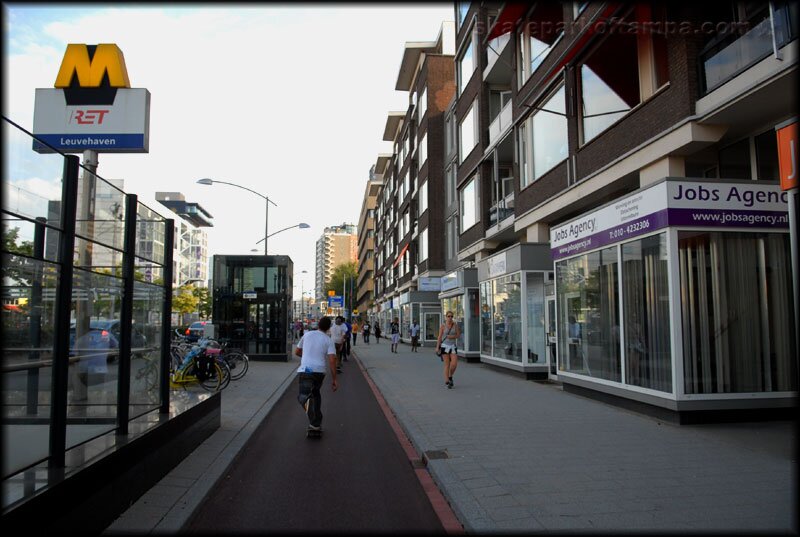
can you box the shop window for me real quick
[526,272,546,364]
[679,231,796,393]
[622,233,672,392]
[556,246,621,381]
[479,280,493,355]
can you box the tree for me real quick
[172,285,199,325]
[326,261,358,316]
[192,286,211,319]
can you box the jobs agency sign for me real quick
[32,44,150,153]
[550,179,790,260]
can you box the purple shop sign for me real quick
[551,187,790,260]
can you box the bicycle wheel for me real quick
[200,361,230,391]
[225,351,249,380]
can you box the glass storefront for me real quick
[551,179,796,407]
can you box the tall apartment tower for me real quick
[314,223,358,301]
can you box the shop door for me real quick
[546,296,558,378]
[245,302,265,355]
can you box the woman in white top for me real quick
[436,311,461,389]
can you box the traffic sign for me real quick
[328,295,343,307]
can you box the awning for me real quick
[536,3,622,90]
[393,242,410,268]
[486,3,528,41]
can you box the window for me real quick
[524,84,568,185]
[460,174,479,231]
[456,1,470,29]
[418,133,427,166]
[459,103,477,163]
[419,181,428,215]
[679,231,796,393]
[517,4,564,85]
[518,122,529,188]
[420,228,428,262]
[418,87,427,124]
[755,129,779,181]
[402,135,409,164]
[458,36,475,95]
[445,112,455,157]
[578,7,669,144]
[718,139,751,179]
[445,164,456,206]
[445,216,457,259]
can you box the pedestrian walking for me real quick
[436,311,461,389]
[294,316,337,433]
[351,320,359,346]
[330,316,348,373]
[343,317,352,361]
[374,321,382,343]
[362,322,371,343]
[410,319,420,352]
[390,317,400,353]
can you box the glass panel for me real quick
[75,172,126,250]
[2,120,65,229]
[532,85,568,180]
[1,255,60,475]
[424,312,440,341]
[679,231,796,393]
[754,129,779,181]
[622,233,672,392]
[556,247,621,380]
[580,30,640,144]
[492,275,521,362]
[480,281,492,355]
[459,105,476,163]
[3,217,61,264]
[135,203,166,265]
[459,41,474,94]
[526,272,546,364]
[703,17,774,92]
[129,281,164,418]
[718,138,751,179]
[67,268,123,449]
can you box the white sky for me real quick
[3,2,454,293]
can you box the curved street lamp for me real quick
[255,222,310,245]
[197,178,277,255]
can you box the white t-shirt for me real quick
[296,330,336,373]
[330,323,347,344]
[410,324,420,337]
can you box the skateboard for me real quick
[306,427,322,439]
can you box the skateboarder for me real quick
[294,316,338,436]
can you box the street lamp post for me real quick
[255,222,310,247]
[197,178,277,255]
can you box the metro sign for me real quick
[32,43,150,154]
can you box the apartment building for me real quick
[444,1,797,417]
[156,192,212,288]
[356,165,382,321]
[370,21,457,344]
[314,223,358,301]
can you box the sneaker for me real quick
[308,424,321,431]
[448,377,454,388]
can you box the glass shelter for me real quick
[212,255,293,360]
[550,178,796,414]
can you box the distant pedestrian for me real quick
[374,321,382,343]
[351,321,359,346]
[410,319,420,352]
[330,316,347,373]
[362,322,371,343]
[294,316,337,433]
[436,311,461,389]
[343,318,352,361]
[390,317,400,353]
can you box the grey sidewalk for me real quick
[352,338,797,533]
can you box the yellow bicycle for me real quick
[169,351,227,391]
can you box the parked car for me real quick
[69,319,148,360]
[185,320,208,342]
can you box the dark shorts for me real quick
[411,336,419,344]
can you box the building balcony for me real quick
[488,99,513,147]
[484,32,513,85]
[700,5,797,94]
